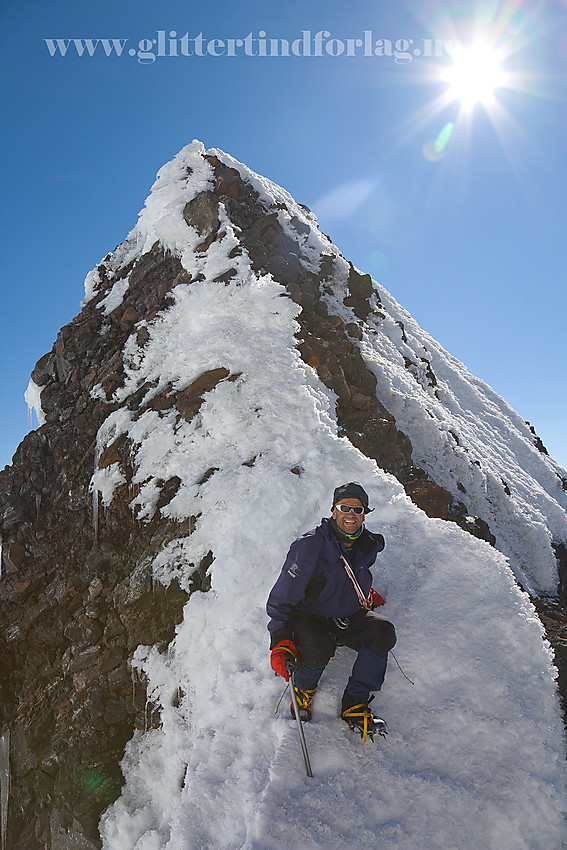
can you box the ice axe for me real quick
[286,660,313,778]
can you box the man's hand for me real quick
[270,640,297,681]
[370,589,386,608]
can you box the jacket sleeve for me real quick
[266,533,320,647]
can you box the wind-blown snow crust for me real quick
[80,142,567,848]
[349,288,567,597]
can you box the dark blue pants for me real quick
[291,608,396,700]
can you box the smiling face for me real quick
[332,498,365,537]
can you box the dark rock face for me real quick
[0,243,217,848]
[0,152,563,848]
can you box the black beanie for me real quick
[332,482,372,512]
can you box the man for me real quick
[267,482,396,739]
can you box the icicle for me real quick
[24,379,46,429]
[92,488,100,546]
[0,727,10,850]
[131,668,136,711]
[144,691,152,733]
[91,433,104,545]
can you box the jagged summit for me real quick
[2,142,567,849]
[30,140,567,596]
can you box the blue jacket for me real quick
[267,517,385,646]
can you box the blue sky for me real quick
[1,0,566,470]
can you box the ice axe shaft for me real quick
[287,661,313,778]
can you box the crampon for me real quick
[290,686,316,722]
[341,696,387,741]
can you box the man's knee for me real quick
[365,616,397,656]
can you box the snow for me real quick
[24,378,46,428]
[74,142,567,848]
[99,275,131,316]
[90,463,127,509]
[342,287,567,596]
[102,471,567,848]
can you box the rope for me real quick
[274,682,289,714]
[338,554,372,609]
[391,651,415,685]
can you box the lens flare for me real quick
[435,121,455,151]
[423,121,455,162]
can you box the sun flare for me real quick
[443,41,506,107]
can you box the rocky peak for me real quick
[1,141,566,848]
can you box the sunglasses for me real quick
[335,503,365,515]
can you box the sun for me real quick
[416,14,533,165]
[443,41,507,108]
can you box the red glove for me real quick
[270,640,297,681]
[370,589,386,608]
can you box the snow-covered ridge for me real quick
[211,144,567,597]
[88,139,566,598]
[328,281,567,596]
[73,142,567,847]
[82,141,215,307]
[212,143,567,597]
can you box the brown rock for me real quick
[8,541,26,569]
[183,191,220,238]
[406,479,452,519]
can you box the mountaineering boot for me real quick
[290,686,316,722]
[340,690,387,741]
